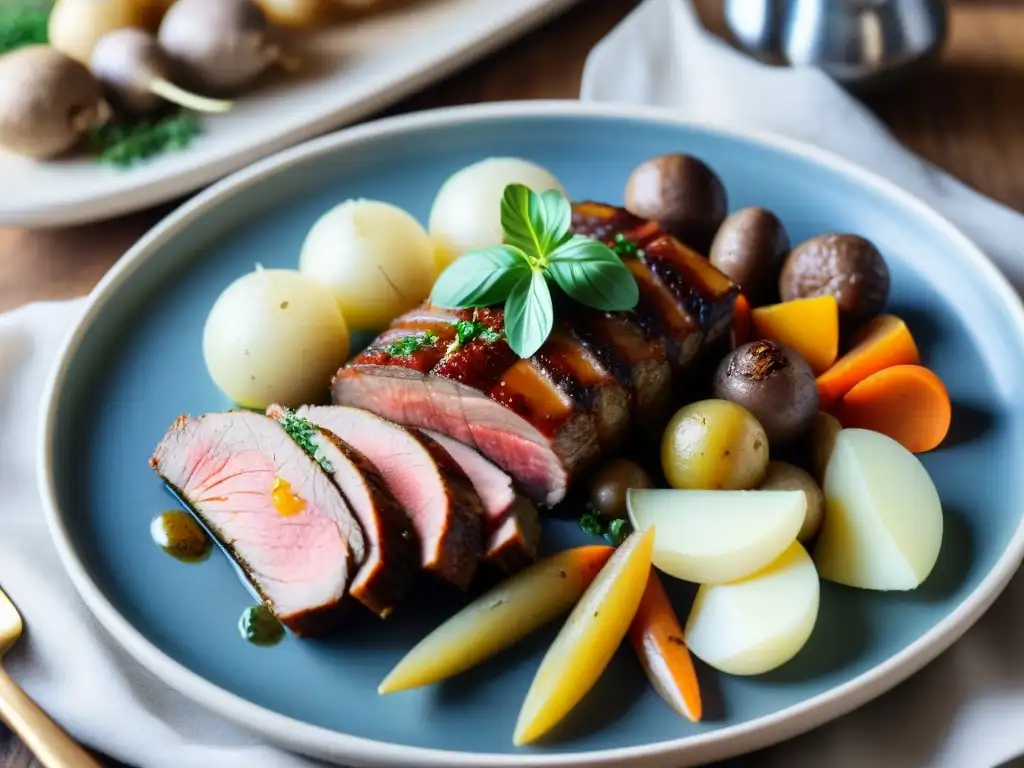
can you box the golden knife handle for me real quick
[0,666,102,768]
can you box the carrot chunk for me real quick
[750,296,839,374]
[817,314,920,406]
[836,364,951,453]
[732,294,752,348]
[628,570,702,722]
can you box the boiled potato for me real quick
[48,0,149,64]
[628,488,805,584]
[299,199,437,332]
[661,399,769,490]
[428,157,565,270]
[202,266,350,409]
[759,462,824,542]
[811,411,843,484]
[514,529,654,746]
[378,546,613,694]
[685,541,819,675]
[813,428,943,591]
[253,0,330,26]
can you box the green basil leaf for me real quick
[547,235,640,311]
[500,183,571,259]
[430,245,530,308]
[503,268,554,358]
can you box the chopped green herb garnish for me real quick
[280,409,334,473]
[579,509,632,546]
[611,233,645,261]
[89,112,202,168]
[579,512,604,537]
[384,331,438,357]
[446,319,503,354]
[0,3,51,55]
[604,518,631,546]
[430,184,639,358]
[239,604,284,646]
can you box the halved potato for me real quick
[684,541,819,675]
[627,489,805,584]
[813,428,943,591]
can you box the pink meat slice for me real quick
[298,405,484,589]
[150,411,366,635]
[421,429,541,573]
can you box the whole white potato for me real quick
[299,199,436,332]
[429,157,565,270]
[203,267,350,409]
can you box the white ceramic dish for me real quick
[0,0,581,228]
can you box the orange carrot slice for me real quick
[732,294,752,348]
[751,296,839,374]
[628,570,702,722]
[818,314,920,406]
[836,364,950,453]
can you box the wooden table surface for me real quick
[3,0,1023,765]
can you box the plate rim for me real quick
[0,0,583,229]
[36,99,1024,768]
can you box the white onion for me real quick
[202,266,350,409]
[299,199,436,331]
[428,157,565,269]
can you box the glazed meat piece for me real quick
[297,405,484,590]
[267,405,419,618]
[334,203,738,507]
[335,306,600,507]
[150,411,367,636]
[571,202,738,355]
[422,429,541,572]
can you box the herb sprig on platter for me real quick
[430,184,639,358]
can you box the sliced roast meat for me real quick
[483,499,542,575]
[297,405,484,589]
[560,306,672,436]
[530,328,629,451]
[333,364,595,507]
[150,411,366,636]
[571,201,739,360]
[335,203,737,507]
[422,429,541,572]
[267,405,419,618]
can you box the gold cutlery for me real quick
[0,586,102,768]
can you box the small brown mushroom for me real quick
[158,0,282,97]
[588,458,654,521]
[779,234,890,328]
[0,45,108,160]
[624,153,727,254]
[713,339,819,445]
[709,206,790,305]
[91,28,233,116]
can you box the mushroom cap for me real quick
[158,0,279,96]
[0,45,105,160]
[91,27,169,116]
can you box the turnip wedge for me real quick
[378,545,613,694]
[513,528,655,746]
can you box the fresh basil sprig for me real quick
[430,184,639,358]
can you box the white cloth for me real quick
[0,300,320,768]
[3,2,1024,767]
[581,2,1024,767]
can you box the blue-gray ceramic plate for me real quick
[38,101,1024,768]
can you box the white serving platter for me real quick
[0,0,582,228]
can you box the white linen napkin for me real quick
[581,1,1024,767]
[3,2,1024,767]
[0,300,320,768]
